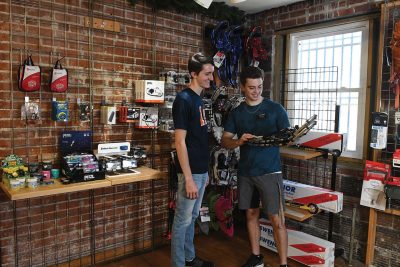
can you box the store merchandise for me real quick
[135,80,165,103]
[49,57,68,92]
[78,102,90,121]
[136,107,158,129]
[18,54,41,92]
[119,105,140,123]
[360,160,389,211]
[97,142,139,175]
[21,101,41,120]
[101,105,116,124]
[60,131,105,183]
[260,219,335,267]
[1,154,29,190]
[51,100,69,121]
[283,179,343,213]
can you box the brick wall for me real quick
[248,1,400,266]
[0,0,212,266]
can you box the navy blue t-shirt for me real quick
[172,88,209,174]
[224,99,290,177]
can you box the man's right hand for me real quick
[185,178,198,199]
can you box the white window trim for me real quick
[288,21,369,159]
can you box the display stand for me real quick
[0,166,166,267]
[280,146,340,241]
[365,2,400,265]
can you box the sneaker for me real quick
[185,256,215,267]
[242,254,264,267]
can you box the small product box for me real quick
[360,160,389,211]
[135,80,165,103]
[283,180,343,213]
[101,105,116,125]
[136,107,158,129]
[118,105,140,123]
[259,219,335,267]
[60,131,105,183]
[51,100,69,121]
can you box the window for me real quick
[288,21,369,159]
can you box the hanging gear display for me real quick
[210,86,244,143]
[370,112,388,150]
[247,114,317,147]
[78,101,90,122]
[18,54,41,92]
[50,57,68,93]
[245,26,269,70]
[210,21,243,86]
[214,188,234,237]
[209,145,239,186]
[21,101,40,120]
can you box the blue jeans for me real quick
[171,172,208,267]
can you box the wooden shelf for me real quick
[280,147,323,160]
[106,166,166,185]
[0,179,111,201]
[0,166,166,200]
[284,205,315,221]
[381,208,400,216]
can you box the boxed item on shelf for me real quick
[60,131,105,183]
[118,105,140,123]
[136,107,158,129]
[259,219,335,267]
[101,105,116,124]
[97,142,139,176]
[360,160,389,211]
[135,80,165,103]
[283,179,343,213]
[294,131,344,152]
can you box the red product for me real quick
[18,55,41,92]
[49,58,68,92]
[363,160,390,182]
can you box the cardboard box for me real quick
[136,107,158,129]
[360,160,388,211]
[283,180,343,213]
[295,131,344,152]
[101,106,116,124]
[259,219,335,267]
[135,80,164,103]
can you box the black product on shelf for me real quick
[60,131,105,183]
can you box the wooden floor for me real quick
[98,225,351,267]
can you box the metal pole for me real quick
[348,206,357,266]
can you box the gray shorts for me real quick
[238,172,284,215]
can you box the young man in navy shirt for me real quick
[171,53,215,267]
[222,66,290,267]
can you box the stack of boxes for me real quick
[259,219,335,267]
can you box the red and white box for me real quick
[283,180,343,213]
[360,160,388,211]
[259,219,335,267]
[295,131,344,152]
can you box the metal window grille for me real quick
[281,67,338,133]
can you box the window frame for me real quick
[287,20,370,159]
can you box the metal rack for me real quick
[2,169,167,267]
[280,67,341,242]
